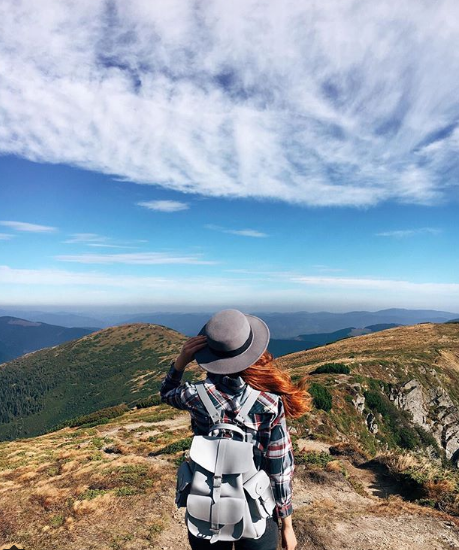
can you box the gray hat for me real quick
[194,309,270,375]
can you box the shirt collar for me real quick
[207,372,246,394]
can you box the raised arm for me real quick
[159,335,207,410]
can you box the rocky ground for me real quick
[155,432,459,550]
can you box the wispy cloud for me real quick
[0,221,57,233]
[1,1,458,207]
[376,228,442,238]
[205,224,268,238]
[54,251,217,265]
[138,200,189,212]
[64,233,109,244]
[291,275,459,294]
[0,265,256,305]
[0,233,14,240]
[312,265,345,273]
[1,265,458,309]
[64,233,140,248]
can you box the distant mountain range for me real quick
[0,316,97,363]
[0,309,104,329]
[1,308,457,338]
[268,323,401,357]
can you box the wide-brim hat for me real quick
[194,309,270,375]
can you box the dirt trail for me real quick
[154,439,459,550]
[100,416,190,438]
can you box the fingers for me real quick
[188,341,207,352]
[184,336,207,347]
[182,335,207,354]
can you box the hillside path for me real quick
[154,439,459,550]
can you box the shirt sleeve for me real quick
[159,361,193,410]
[265,397,294,518]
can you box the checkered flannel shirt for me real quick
[160,361,294,518]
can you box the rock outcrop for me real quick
[389,378,459,465]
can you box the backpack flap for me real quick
[190,436,254,474]
[177,460,193,491]
[243,469,276,519]
[175,460,193,507]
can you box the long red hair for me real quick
[238,350,312,418]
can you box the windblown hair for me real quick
[238,350,312,418]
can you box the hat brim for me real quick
[194,314,270,375]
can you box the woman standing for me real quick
[160,309,311,550]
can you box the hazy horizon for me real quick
[1,304,458,317]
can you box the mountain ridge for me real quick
[0,323,190,441]
[0,316,97,363]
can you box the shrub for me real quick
[293,442,334,468]
[311,363,350,375]
[415,425,440,450]
[308,383,332,411]
[67,404,129,428]
[363,390,389,416]
[397,427,419,450]
[364,389,422,450]
[133,396,162,408]
[150,437,193,456]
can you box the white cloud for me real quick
[227,229,268,238]
[0,221,57,233]
[312,265,345,273]
[205,224,268,238]
[64,233,108,244]
[291,275,459,295]
[1,265,458,310]
[0,265,263,306]
[376,228,442,238]
[1,1,459,207]
[138,200,189,212]
[64,233,139,248]
[0,233,14,240]
[54,251,217,265]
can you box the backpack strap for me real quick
[234,387,261,425]
[196,383,221,424]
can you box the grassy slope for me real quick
[279,323,459,457]
[0,324,197,441]
[2,323,459,549]
[0,403,192,549]
[1,393,458,550]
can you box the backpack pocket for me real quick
[175,460,193,507]
[243,469,276,519]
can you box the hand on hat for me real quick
[174,335,208,372]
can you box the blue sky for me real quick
[0,1,458,312]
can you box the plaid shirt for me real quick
[160,362,294,518]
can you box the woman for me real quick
[160,309,311,550]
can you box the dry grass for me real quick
[375,449,459,515]
[0,404,191,550]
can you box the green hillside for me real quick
[279,323,459,464]
[0,323,194,441]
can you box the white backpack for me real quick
[175,382,276,544]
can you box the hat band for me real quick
[209,328,253,358]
